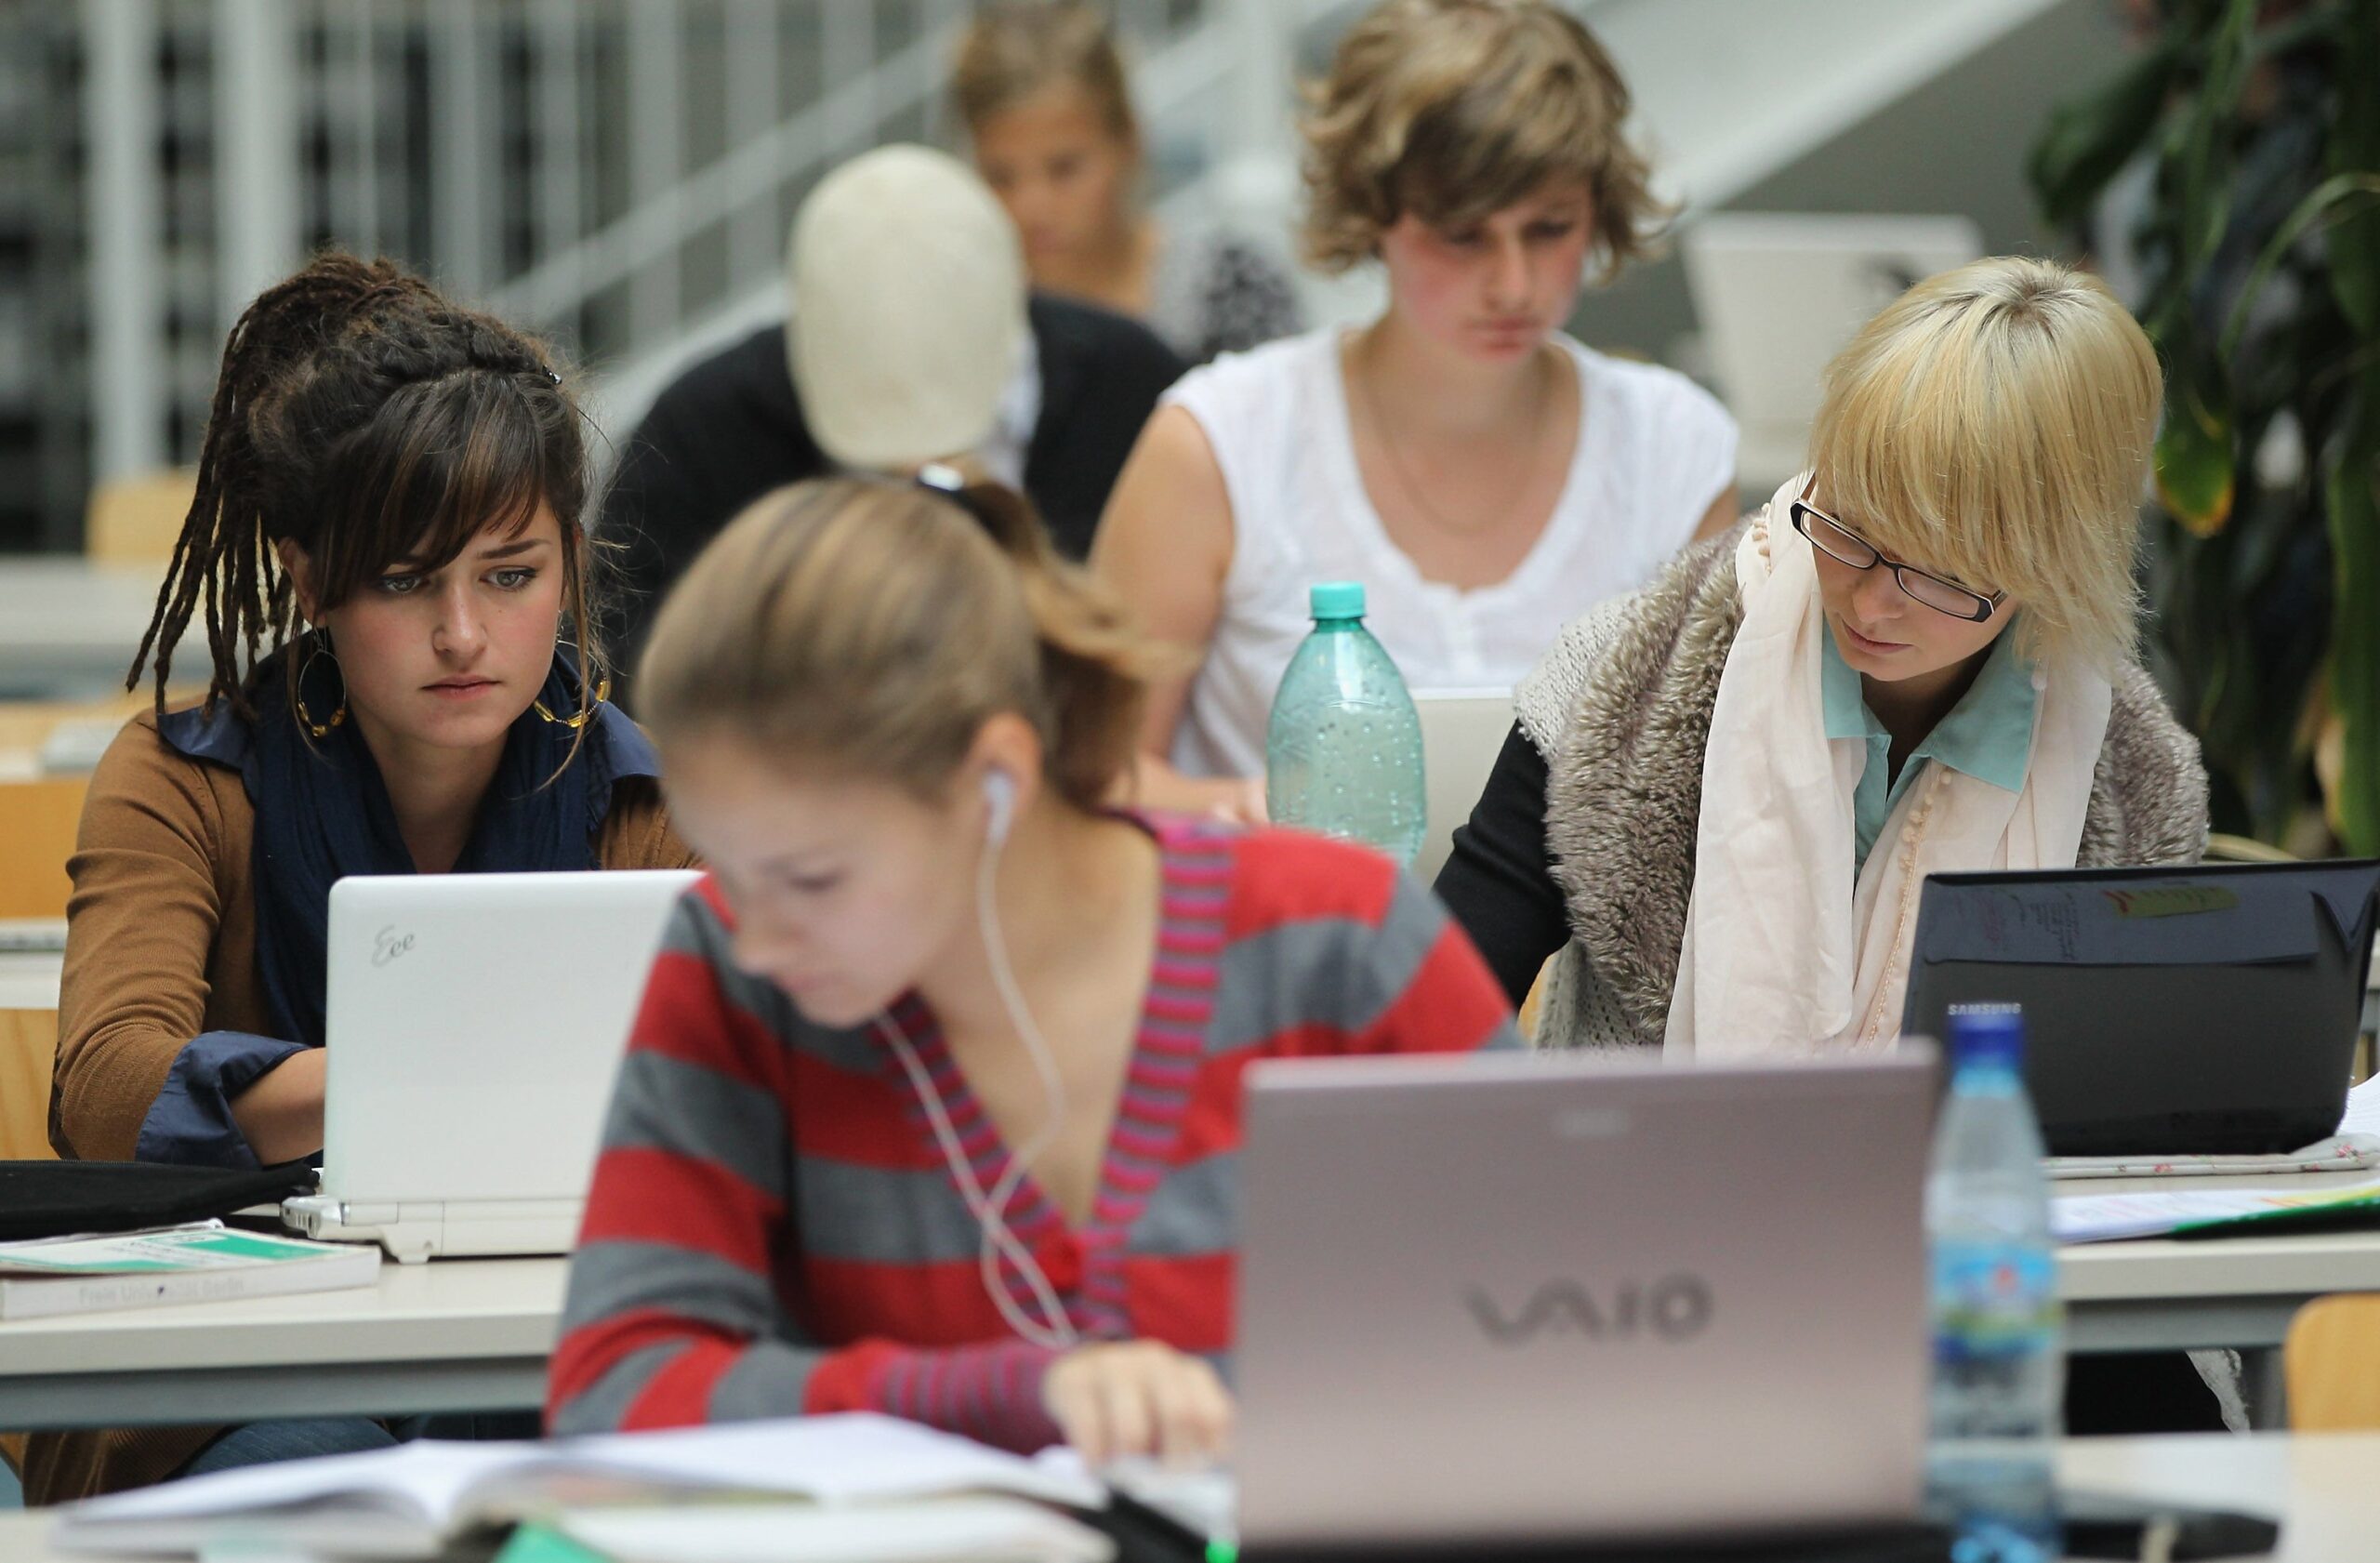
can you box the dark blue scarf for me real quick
[159,646,660,1048]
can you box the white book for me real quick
[51,1413,1108,1559]
[0,1221,381,1320]
[550,1499,1115,1563]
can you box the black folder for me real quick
[0,1160,314,1241]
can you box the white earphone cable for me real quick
[870,789,1078,1353]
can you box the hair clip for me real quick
[913,463,1002,536]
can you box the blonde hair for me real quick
[638,476,1157,813]
[1300,0,1662,277]
[1807,257,2162,672]
[950,2,1138,149]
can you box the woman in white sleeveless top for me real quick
[1094,0,1739,817]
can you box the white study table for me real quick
[1,1433,2372,1559]
[2058,1164,2380,1354]
[12,1213,2380,1434]
[2056,1431,2374,1560]
[0,559,162,701]
[0,1255,565,1432]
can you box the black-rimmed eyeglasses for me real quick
[1788,499,2005,623]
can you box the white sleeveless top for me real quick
[1164,326,1739,778]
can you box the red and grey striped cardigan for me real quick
[547,815,1517,1449]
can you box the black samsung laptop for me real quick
[1902,859,2380,1157]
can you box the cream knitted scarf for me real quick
[1663,477,2113,1056]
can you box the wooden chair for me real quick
[0,777,86,920]
[1518,958,1550,1041]
[2285,1292,2380,1430]
[0,1007,55,1162]
[84,468,197,566]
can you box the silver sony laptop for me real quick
[1236,1048,1934,1550]
[284,869,700,1263]
[1411,689,1514,885]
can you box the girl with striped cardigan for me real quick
[548,472,1517,1465]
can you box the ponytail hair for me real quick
[637,474,1159,813]
[129,251,602,744]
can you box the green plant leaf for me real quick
[2157,378,2238,536]
[2220,173,2380,363]
[2030,35,2183,227]
[2330,0,2380,336]
[2327,367,2380,854]
[2175,0,2257,272]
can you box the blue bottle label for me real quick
[1932,1242,2058,1364]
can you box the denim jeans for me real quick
[178,1411,542,1479]
[179,1417,394,1478]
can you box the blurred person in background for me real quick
[952,0,1303,364]
[602,144,1183,710]
[1094,0,1739,823]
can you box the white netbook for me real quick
[1683,212,1984,492]
[1411,688,1514,885]
[284,868,701,1263]
[1235,1047,1935,1551]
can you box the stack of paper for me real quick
[2054,1172,2380,1243]
[0,1221,379,1319]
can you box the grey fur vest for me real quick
[1513,527,2212,1051]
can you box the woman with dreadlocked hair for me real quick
[27,253,694,1503]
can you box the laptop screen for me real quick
[1903,860,2380,1156]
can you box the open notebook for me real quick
[52,1413,1105,1558]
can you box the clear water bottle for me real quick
[1264,582,1427,866]
[1926,1007,2062,1563]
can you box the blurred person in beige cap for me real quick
[604,142,1182,710]
[787,144,1028,470]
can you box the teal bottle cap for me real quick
[1309,581,1366,619]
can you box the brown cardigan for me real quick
[25,709,696,1506]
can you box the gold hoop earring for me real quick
[296,629,348,739]
[533,676,611,729]
[533,623,609,727]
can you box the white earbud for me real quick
[983,768,1017,845]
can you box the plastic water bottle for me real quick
[1264,582,1427,866]
[1926,1007,2062,1563]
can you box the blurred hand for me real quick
[1042,1341,1235,1468]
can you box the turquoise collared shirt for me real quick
[1822,625,2041,873]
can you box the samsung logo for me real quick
[1463,1276,1713,1344]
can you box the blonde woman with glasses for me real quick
[1437,254,2226,1435]
[1435,256,2207,1053]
